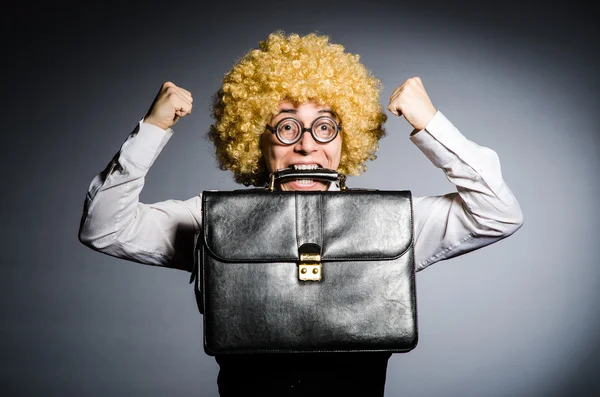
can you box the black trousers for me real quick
[215,352,392,397]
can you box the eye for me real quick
[277,119,301,140]
[313,118,337,139]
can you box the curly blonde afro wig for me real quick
[208,31,387,186]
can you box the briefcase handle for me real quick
[268,167,347,192]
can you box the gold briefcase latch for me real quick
[299,253,322,281]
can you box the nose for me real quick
[294,129,318,154]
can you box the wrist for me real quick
[412,107,437,131]
[143,115,171,131]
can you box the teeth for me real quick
[293,164,319,170]
[296,179,314,185]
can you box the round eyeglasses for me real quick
[266,116,342,145]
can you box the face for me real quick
[261,101,343,191]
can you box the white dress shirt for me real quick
[78,111,523,272]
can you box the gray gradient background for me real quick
[2,1,599,396]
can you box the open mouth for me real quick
[291,164,323,171]
[283,164,326,188]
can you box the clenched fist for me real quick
[388,77,437,131]
[144,82,193,130]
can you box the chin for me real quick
[281,180,329,191]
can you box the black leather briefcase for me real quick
[191,170,418,355]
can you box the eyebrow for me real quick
[273,108,337,118]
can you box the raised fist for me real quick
[144,82,193,130]
[388,77,437,131]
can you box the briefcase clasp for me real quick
[299,253,322,281]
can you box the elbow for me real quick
[477,201,524,239]
[501,206,524,237]
[78,231,92,248]
[502,194,524,236]
[78,217,109,251]
[78,221,97,249]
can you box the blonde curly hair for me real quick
[208,31,387,186]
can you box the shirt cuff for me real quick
[409,111,467,168]
[120,119,174,169]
